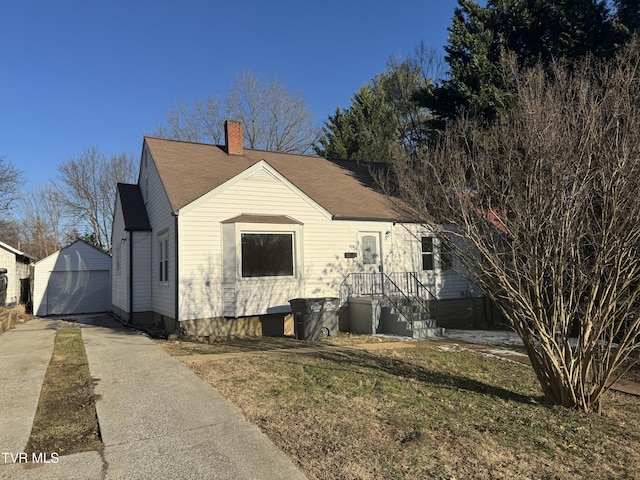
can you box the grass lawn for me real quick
[26,326,102,457]
[159,336,640,480]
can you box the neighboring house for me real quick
[0,240,33,306]
[112,120,484,337]
[33,240,112,316]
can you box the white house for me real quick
[33,240,112,316]
[0,240,33,306]
[112,121,485,337]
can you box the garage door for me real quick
[46,270,111,315]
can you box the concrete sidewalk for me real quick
[0,318,96,480]
[0,315,306,480]
[0,318,57,455]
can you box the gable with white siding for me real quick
[178,161,397,320]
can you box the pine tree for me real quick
[314,83,399,163]
[315,58,432,162]
[418,0,629,129]
[614,0,640,34]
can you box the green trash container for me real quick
[289,298,340,340]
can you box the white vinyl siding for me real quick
[111,194,128,311]
[142,147,175,319]
[131,231,152,311]
[153,158,482,323]
[0,247,18,305]
[392,224,481,300]
[177,163,396,320]
[111,189,153,315]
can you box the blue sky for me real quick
[1,1,460,187]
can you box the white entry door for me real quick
[358,232,382,273]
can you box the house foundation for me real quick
[342,295,504,333]
[179,313,294,338]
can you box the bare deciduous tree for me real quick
[0,156,23,212]
[389,46,640,413]
[156,71,318,153]
[156,96,225,144]
[18,185,67,260]
[0,219,22,248]
[57,148,136,253]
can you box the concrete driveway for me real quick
[0,314,307,480]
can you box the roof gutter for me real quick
[332,215,399,223]
[128,231,133,317]
[173,212,179,331]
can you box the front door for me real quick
[359,232,382,270]
[358,232,382,294]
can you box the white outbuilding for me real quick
[0,240,34,306]
[33,240,111,316]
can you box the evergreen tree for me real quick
[314,107,355,161]
[315,56,433,162]
[418,0,629,129]
[314,83,399,163]
[614,0,640,34]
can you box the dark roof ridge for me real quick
[143,136,331,162]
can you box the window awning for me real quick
[221,214,302,225]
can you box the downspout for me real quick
[128,230,133,320]
[174,213,179,332]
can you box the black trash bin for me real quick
[289,297,339,340]
[0,268,7,308]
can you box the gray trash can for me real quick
[289,297,339,340]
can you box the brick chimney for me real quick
[224,120,243,155]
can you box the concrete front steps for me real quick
[380,305,445,339]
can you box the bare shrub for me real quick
[388,45,640,413]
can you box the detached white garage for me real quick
[34,240,112,316]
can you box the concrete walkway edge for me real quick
[0,315,307,480]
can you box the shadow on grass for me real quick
[164,336,313,356]
[296,347,539,405]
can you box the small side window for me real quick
[159,233,169,282]
[421,237,434,271]
[422,236,453,271]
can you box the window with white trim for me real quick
[421,236,452,271]
[241,233,294,278]
[421,237,434,271]
[158,232,169,282]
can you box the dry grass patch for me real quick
[155,332,392,357]
[0,305,30,335]
[157,335,309,356]
[179,344,640,480]
[26,327,102,457]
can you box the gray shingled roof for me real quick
[144,137,399,221]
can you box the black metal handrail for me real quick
[340,272,438,326]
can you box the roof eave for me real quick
[332,215,398,223]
